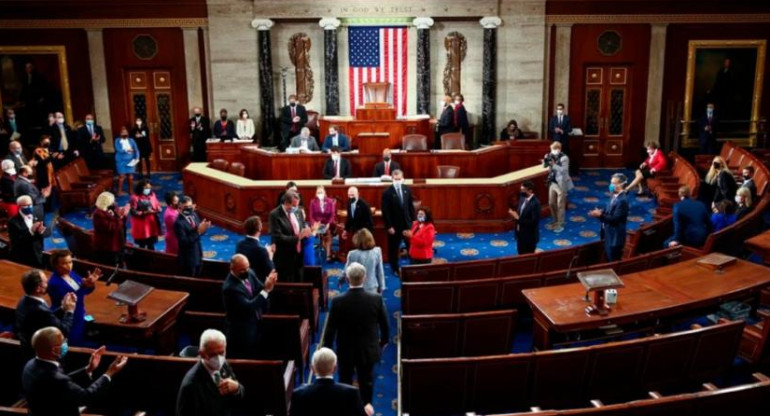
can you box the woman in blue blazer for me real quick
[47,249,99,345]
[114,126,140,196]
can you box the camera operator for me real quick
[544,141,573,233]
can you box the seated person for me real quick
[322,125,351,152]
[711,199,736,232]
[288,127,320,152]
[627,142,668,195]
[499,119,524,140]
[735,186,753,220]
[372,148,400,177]
[323,146,352,179]
[666,185,711,248]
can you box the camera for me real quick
[543,152,561,168]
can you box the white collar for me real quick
[349,284,364,289]
[317,375,334,379]
[28,295,47,305]
[246,235,260,241]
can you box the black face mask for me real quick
[713,162,721,169]
[182,207,193,216]
[221,115,227,121]
[290,102,296,107]
[743,174,751,181]
[239,271,250,281]
[194,113,201,117]
[349,197,357,204]
[383,156,390,162]
[42,142,50,148]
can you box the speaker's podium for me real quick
[319,82,431,154]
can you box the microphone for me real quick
[105,263,120,286]
[562,253,585,300]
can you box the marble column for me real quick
[252,19,276,145]
[553,23,573,112]
[413,17,434,115]
[319,17,341,115]
[86,29,113,151]
[645,23,668,147]
[182,28,204,116]
[480,16,502,146]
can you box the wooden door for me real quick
[124,69,178,171]
[580,66,632,168]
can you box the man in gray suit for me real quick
[544,141,573,233]
[14,165,48,219]
[288,127,320,152]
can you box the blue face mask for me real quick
[57,342,68,359]
[290,206,299,214]
[417,215,426,222]
[609,184,616,193]
[20,206,34,216]
[85,120,94,125]
[143,188,151,196]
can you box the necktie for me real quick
[186,215,195,228]
[351,202,356,217]
[88,125,93,136]
[396,186,403,203]
[385,162,390,176]
[559,116,562,125]
[213,371,222,385]
[520,198,527,215]
[291,107,296,119]
[243,278,253,296]
[59,127,68,151]
[289,211,301,252]
[10,119,16,132]
[334,161,339,177]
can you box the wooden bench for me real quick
[401,309,517,359]
[653,152,700,216]
[0,338,294,416]
[622,215,673,258]
[402,247,684,315]
[401,321,745,415]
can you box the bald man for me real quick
[22,326,128,416]
[343,187,373,240]
[189,107,211,162]
[222,254,277,358]
[290,348,370,416]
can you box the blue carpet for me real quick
[48,169,658,416]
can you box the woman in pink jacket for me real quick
[129,179,161,250]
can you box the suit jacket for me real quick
[5,152,28,172]
[1,172,15,203]
[322,134,351,152]
[453,103,470,140]
[345,197,374,233]
[546,153,574,192]
[269,205,306,278]
[189,116,212,140]
[372,160,401,177]
[290,378,367,416]
[235,237,274,282]
[14,176,44,206]
[76,124,105,162]
[671,198,711,247]
[176,360,244,416]
[50,123,77,163]
[22,358,110,416]
[222,271,269,358]
[15,295,73,351]
[549,114,571,146]
[212,119,236,141]
[8,213,49,267]
[280,104,308,140]
[437,105,455,136]
[742,178,758,202]
[713,170,737,204]
[289,135,320,151]
[323,157,352,179]
[697,112,717,144]
[130,125,152,155]
[323,288,389,366]
[308,197,336,225]
[598,192,629,250]
[515,195,541,246]
[174,212,203,270]
[381,184,415,231]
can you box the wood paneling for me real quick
[0,0,207,20]
[103,28,190,171]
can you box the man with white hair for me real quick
[1,159,17,207]
[288,126,320,152]
[323,262,389,409]
[176,329,244,416]
[343,186,374,240]
[8,194,49,267]
[290,347,370,416]
[5,139,34,172]
[589,172,629,262]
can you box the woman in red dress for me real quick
[129,179,161,250]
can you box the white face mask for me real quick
[137,121,142,126]
[331,154,340,161]
[454,100,461,105]
[556,110,564,116]
[56,117,65,124]
[317,193,325,200]
[204,354,225,372]
[735,195,743,204]
[551,149,560,156]
[394,179,403,186]
[707,107,714,114]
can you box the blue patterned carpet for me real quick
[46,169,657,416]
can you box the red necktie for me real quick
[288,211,301,252]
[385,162,390,176]
[291,107,296,119]
[186,216,195,228]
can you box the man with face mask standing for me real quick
[213,108,236,142]
[50,111,78,168]
[270,191,313,282]
[22,326,128,416]
[452,94,470,146]
[280,94,308,151]
[189,107,212,162]
[381,170,415,275]
[174,196,211,277]
[76,113,105,170]
[509,180,541,254]
[544,142,573,233]
[435,96,455,149]
[15,270,75,352]
[589,173,629,262]
[549,103,571,155]
[177,329,246,416]
[698,102,718,155]
[221,255,277,359]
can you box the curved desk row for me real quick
[206,140,552,180]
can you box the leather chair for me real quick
[228,162,246,177]
[403,134,428,151]
[441,132,465,150]
[210,158,229,172]
[436,165,461,178]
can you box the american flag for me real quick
[348,26,408,116]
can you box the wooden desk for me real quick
[523,257,770,350]
[208,141,551,180]
[0,261,188,354]
[746,230,770,264]
[319,115,431,153]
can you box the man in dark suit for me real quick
[8,195,50,267]
[435,96,455,149]
[189,107,212,162]
[372,148,400,177]
[323,263,389,407]
[344,187,374,239]
[270,191,312,282]
[509,180,541,254]
[548,103,571,155]
[174,196,211,277]
[741,165,758,202]
[221,254,276,359]
[50,111,78,168]
[589,173,629,262]
[15,269,75,351]
[235,216,274,282]
[380,169,415,274]
[1,108,22,151]
[13,166,47,219]
[22,326,128,416]
[452,94,470,145]
[177,329,245,416]
[6,139,32,172]
[323,146,352,179]
[279,95,308,151]
[697,103,718,155]
[76,113,105,170]
[666,185,711,248]
[212,108,236,142]
[290,347,370,416]
[321,125,351,152]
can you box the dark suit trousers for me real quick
[387,229,409,273]
[516,236,536,255]
[338,356,376,404]
[180,263,202,278]
[605,243,623,263]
